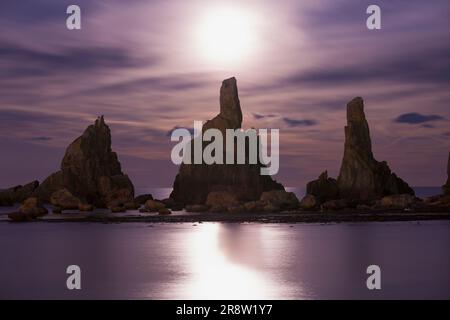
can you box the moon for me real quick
[195,6,258,66]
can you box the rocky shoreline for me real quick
[1,77,450,223]
[1,209,450,224]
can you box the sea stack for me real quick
[337,97,414,201]
[35,116,135,208]
[170,77,284,205]
[443,152,450,195]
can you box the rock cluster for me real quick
[35,116,135,209]
[184,189,299,213]
[8,197,48,222]
[0,181,39,206]
[304,97,414,209]
[170,77,284,205]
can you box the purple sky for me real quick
[0,0,449,189]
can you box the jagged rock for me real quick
[380,194,418,209]
[170,77,284,205]
[35,116,134,207]
[337,97,414,201]
[260,190,300,210]
[50,189,80,210]
[443,152,450,195]
[134,194,153,205]
[306,171,339,203]
[8,197,48,221]
[300,194,317,210]
[145,200,165,212]
[0,181,39,206]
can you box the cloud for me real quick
[0,42,156,79]
[394,113,445,124]
[29,136,52,141]
[283,117,318,127]
[253,113,277,120]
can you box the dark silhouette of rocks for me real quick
[35,116,134,208]
[306,171,339,203]
[8,197,48,222]
[337,97,414,201]
[443,152,450,195]
[0,180,39,205]
[305,97,414,207]
[170,77,284,205]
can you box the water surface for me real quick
[0,221,449,299]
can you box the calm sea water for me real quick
[0,186,448,299]
[0,221,449,299]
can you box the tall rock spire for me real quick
[337,97,414,201]
[170,77,284,205]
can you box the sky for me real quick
[0,0,449,189]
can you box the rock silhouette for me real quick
[306,97,413,205]
[170,77,284,205]
[35,116,134,208]
[337,97,414,201]
[306,171,339,203]
[0,180,39,205]
[443,152,450,195]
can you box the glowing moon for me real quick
[195,7,257,66]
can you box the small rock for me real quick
[145,200,166,212]
[322,199,348,211]
[306,171,339,203]
[134,194,153,205]
[299,194,317,210]
[124,201,139,210]
[206,191,239,208]
[380,194,418,209]
[260,190,299,210]
[209,205,227,213]
[243,201,265,212]
[161,198,176,208]
[263,204,279,213]
[110,206,126,213]
[78,203,94,212]
[8,197,48,221]
[227,205,245,213]
[158,208,172,215]
[50,188,80,210]
[52,206,62,214]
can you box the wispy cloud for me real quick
[283,117,318,127]
[394,113,445,124]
